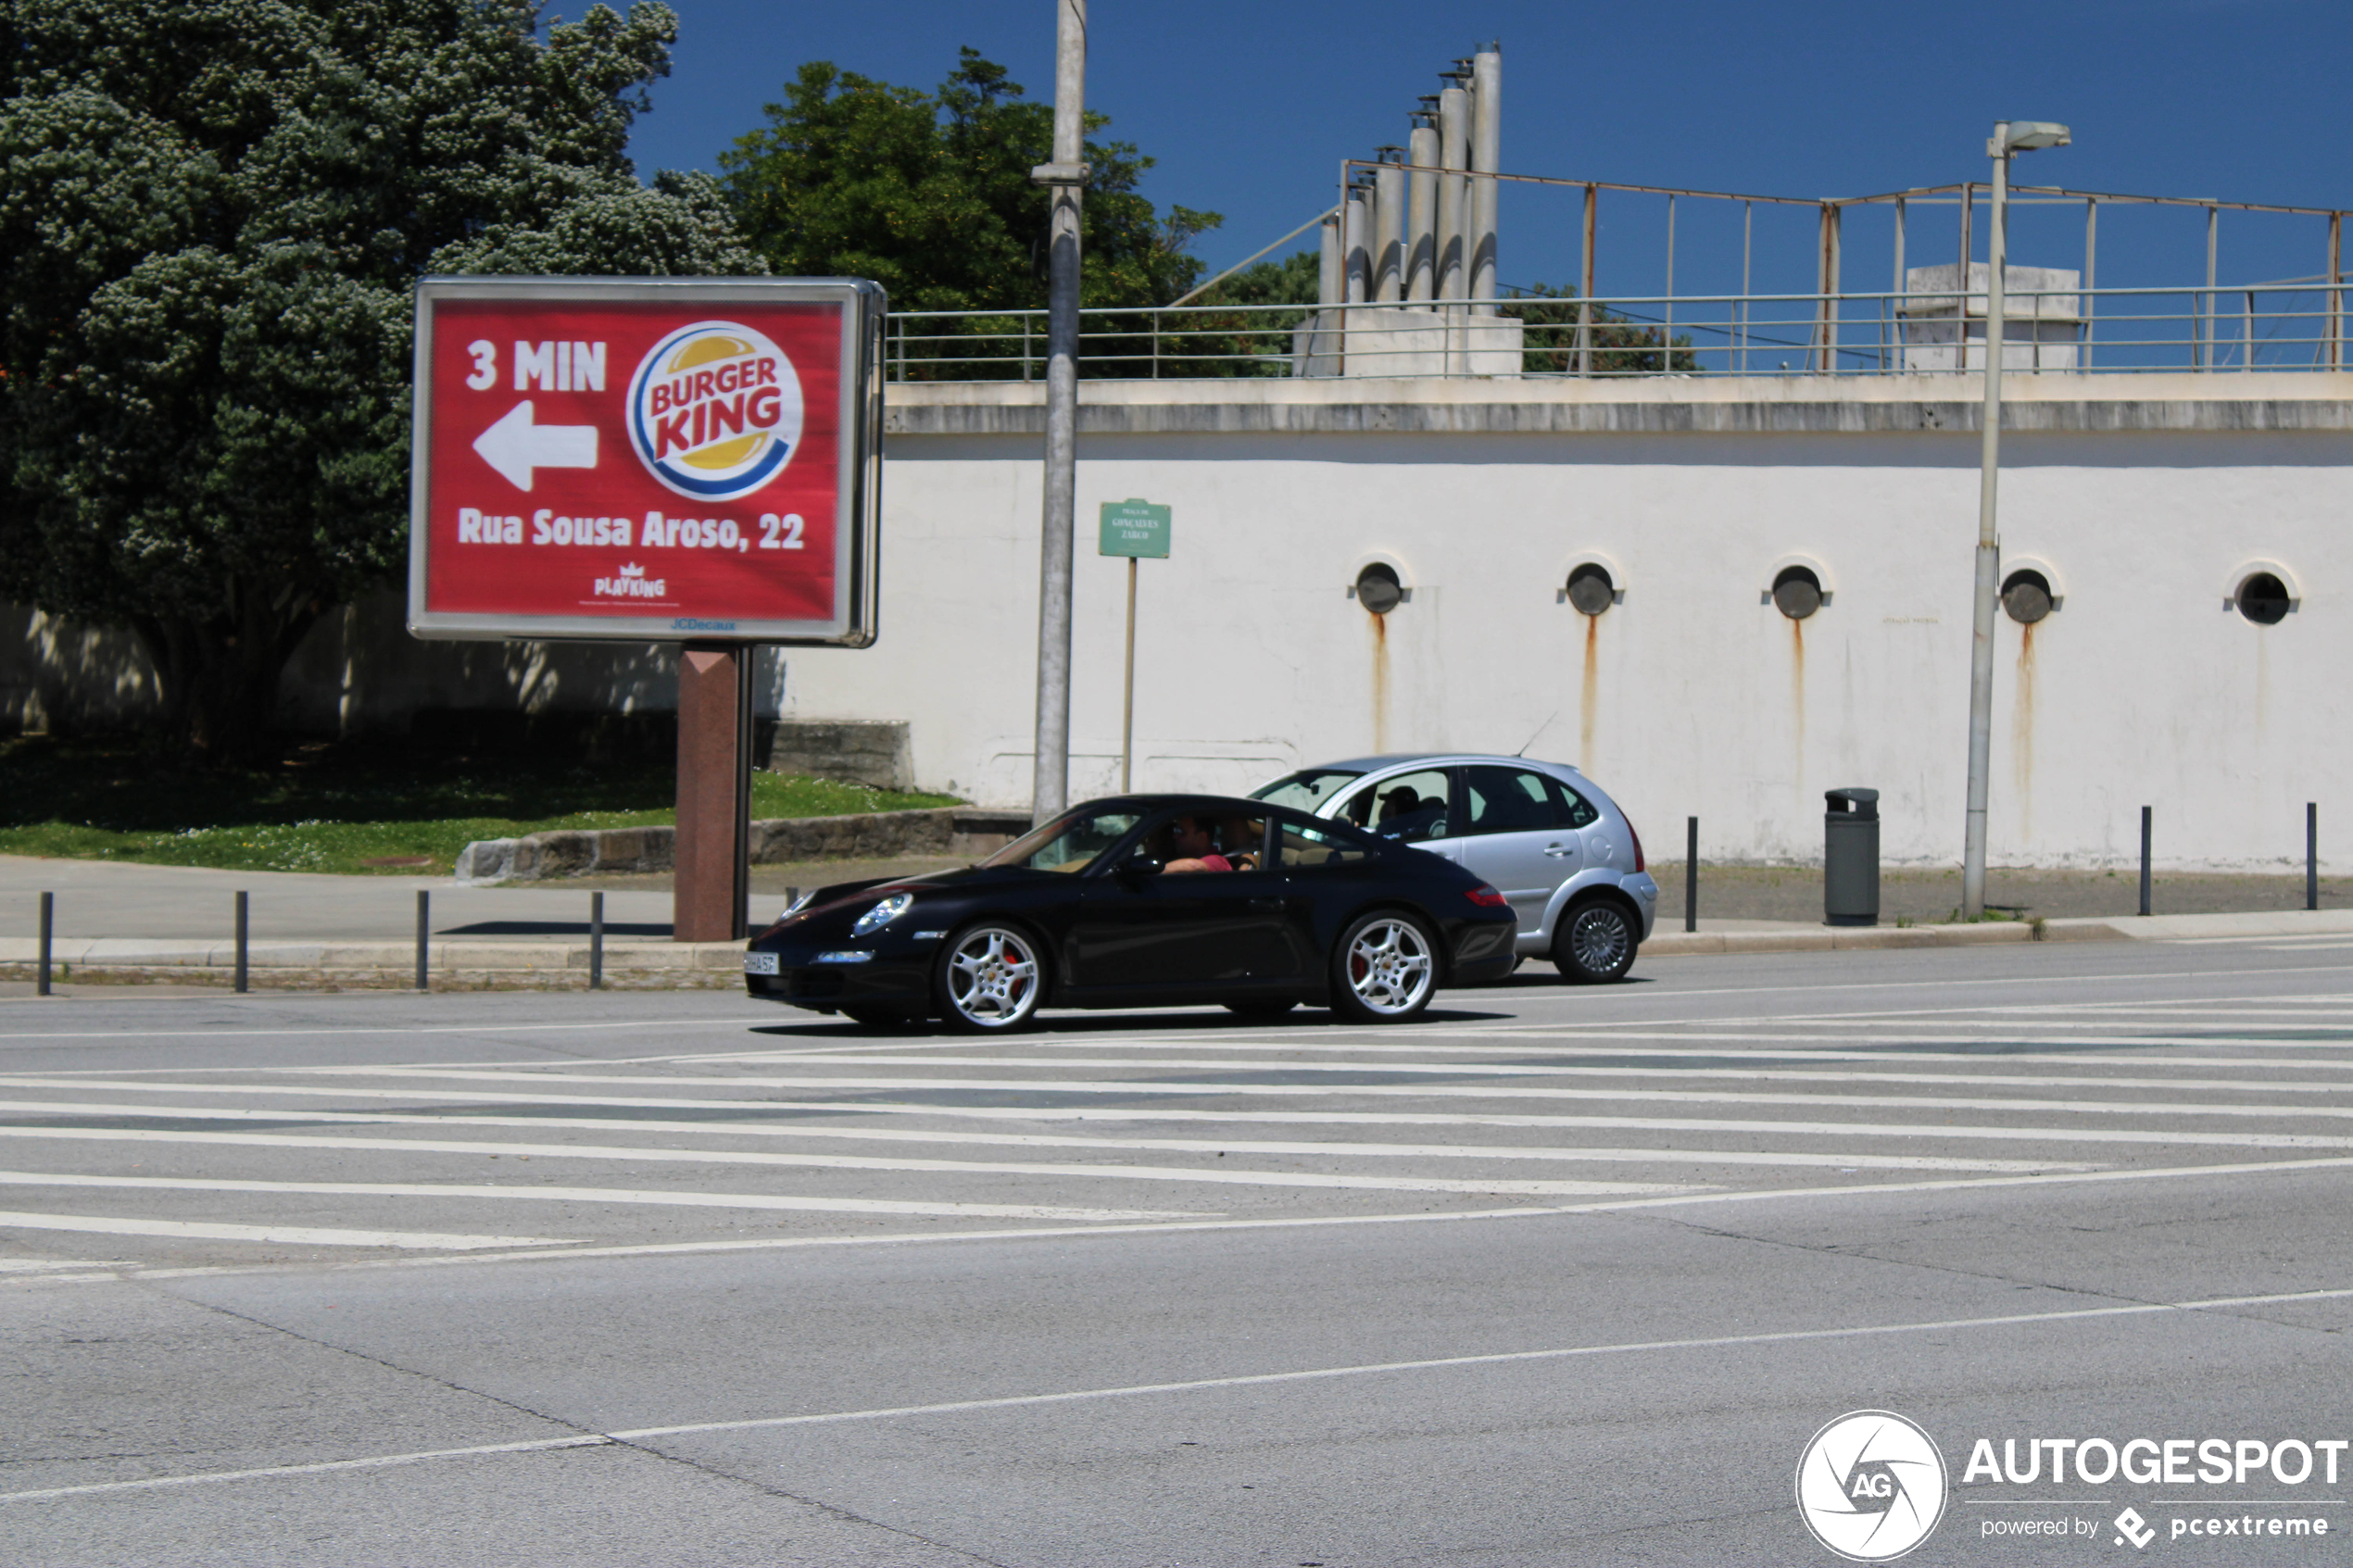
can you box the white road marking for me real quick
[10,1154,2353,1291]
[0,1171,1233,1219]
[0,1436,614,1502]
[12,1090,2340,1148]
[0,1211,573,1249]
[0,1098,2085,1173]
[556,1050,2353,1096]
[6,1281,2347,1502]
[0,1126,1688,1199]
[0,1257,137,1273]
[284,1066,2353,1122]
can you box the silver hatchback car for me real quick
[1250,754,1660,982]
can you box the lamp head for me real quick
[1992,121,2071,155]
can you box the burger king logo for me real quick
[625,320,803,501]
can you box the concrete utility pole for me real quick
[1963,119,2069,918]
[1029,0,1088,826]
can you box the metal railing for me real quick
[883,282,2350,383]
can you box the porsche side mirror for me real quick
[1119,856,1164,883]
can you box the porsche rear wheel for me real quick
[1328,910,1438,1024]
[935,922,1046,1032]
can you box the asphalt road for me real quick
[2,941,2349,1565]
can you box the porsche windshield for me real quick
[979,808,1146,873]
[1248,769,1365,812]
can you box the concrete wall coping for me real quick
[885,371,2353,436]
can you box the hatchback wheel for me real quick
[1329,910,1438,1023]
[1554,898,1637,983]
[935,922,1046,1032]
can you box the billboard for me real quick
[407,277,884,645]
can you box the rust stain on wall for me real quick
[1790,617,1806,792]
[1579,612,1599,770]
[1368,609,1390,754]
[2012,621,2036,845]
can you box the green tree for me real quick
[0,0,759,764]
[721,48,1217,377]
[1501,283,1700,375]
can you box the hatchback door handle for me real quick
[1543,845,1575,857]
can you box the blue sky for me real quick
[622,0,2351,301]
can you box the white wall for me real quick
[785,383,2353,872]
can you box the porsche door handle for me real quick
[1248,897,1285,910]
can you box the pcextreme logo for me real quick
[1797,1411,1950,1562]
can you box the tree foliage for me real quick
[1500,282,1701,374]
[0,0,758,763]
[721,48,1217,377]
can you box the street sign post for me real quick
[408,276,885,942]
[1098,499,1171,792]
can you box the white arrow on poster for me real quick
[472,400,598,490]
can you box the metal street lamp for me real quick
[1962,119,2070,919]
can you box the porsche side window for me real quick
[1275,821,1376,871]
[982,809,1144,872]
[1337,769,1452,844]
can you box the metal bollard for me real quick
[1684,817,1698,935]
[37,891,53,997]
[2139,806,2153,917]
[2309,802,2320,912]
[414,889,430,992]
[589,891,605,990]
[234,891,249,994]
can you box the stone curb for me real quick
[453,808,1031,884]
[1642,916,2127,959]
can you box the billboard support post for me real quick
[676,645,752,943]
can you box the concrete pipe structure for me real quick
[1436,85,1469,307]
[1405,122,1439,303]
[1318,212,1341,307]
[1374,157,1405,303]
[1344,188,1370,304]
[1470,49,1501,313]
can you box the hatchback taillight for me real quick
[1626,817,1645,873]
[1466,884,1510,908]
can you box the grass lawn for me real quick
[0,735,961,877]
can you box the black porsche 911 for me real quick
[742,794,1520,1030]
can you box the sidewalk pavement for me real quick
[5,854,2353,992]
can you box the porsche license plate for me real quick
[742,952,780,975]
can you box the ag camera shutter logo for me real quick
[1796,1411,1949,1562]
[625,320,803,501]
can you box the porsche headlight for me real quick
[851,892,914,938]
[778,887,817,922]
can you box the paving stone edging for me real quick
[0,917,2130,991]
[453,807,1033,884]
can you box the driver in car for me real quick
[1164,813,1259,873]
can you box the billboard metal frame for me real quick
[406,275,886,647]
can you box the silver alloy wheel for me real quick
[942,924,1042,1028]
[1344,916,1435,1016]
[1567,903,1633,976]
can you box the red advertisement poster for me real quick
[408,279,881,645]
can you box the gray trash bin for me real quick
[1824,787,1880,927]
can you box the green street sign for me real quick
[1098,498,1171,558]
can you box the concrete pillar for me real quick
[1344,189,1370,304]
[1405,124,1438,303]
[1373,159,1404,303]
[1318,214,1341,307]
[1469,50,1502,313]
[1436,86,1469,306]
[674,644,749,943]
